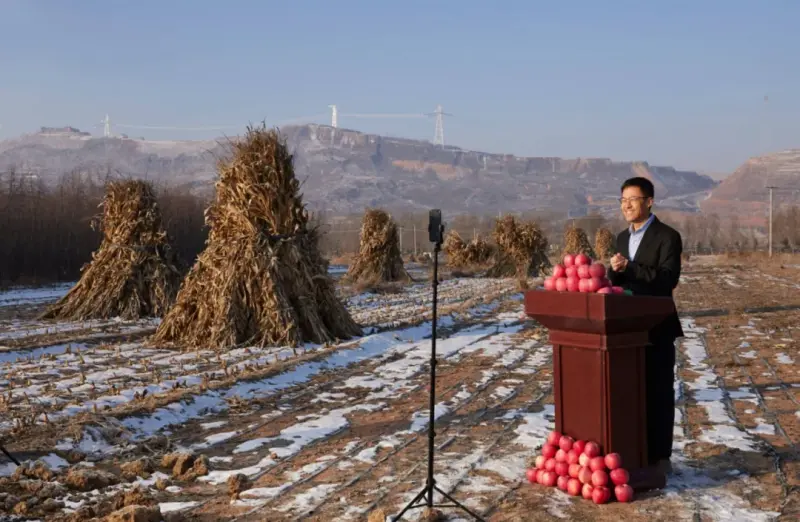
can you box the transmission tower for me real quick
[329,105,338,128]
[425,105,452,147]
[433,105,444,146]
[102,114,111,137]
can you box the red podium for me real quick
[524,290,676,491]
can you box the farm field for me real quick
[0,257,799,522]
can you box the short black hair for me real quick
[621,177,654,198]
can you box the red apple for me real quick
[605,453,622,470]
[588,262,606,278]
[565,266,578,278]
[575,253,591,266]
[591,469,609,487]
[589,456,606,472]
[558,435,574,452]
[567,478,582,496]
[547,431,562,446]
[552,264,566,279]
[566,276,580,292]
[555,449,568,463]
[584,441,601,458]
[615,483,634,503]
[541,443,557,459]
[563,254,574,267]
[535,469,544,484]
[577,264,591,279]
[555,461,570,477]
[586,277,602,292]
[526,468,538,483]
[578,453,590,467]
[611,286,625,294]
[573,440,586,454]
[566,450,579,465]
[592,485,611,504]
[610,468,630,486]
[555,277,568,292]
[578,466,593,485]
[557,475,570,491]
[599,277,611,288]
[545,458,556,472]
[597,286,613,294]
[534,455,546,469]
[568,463,581,478]
[578,278,589,293]
[543,277,555,291]
[581,483,594,500]
[542,471,558,487]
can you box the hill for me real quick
[701,149,800,226]
[0,124,717,217]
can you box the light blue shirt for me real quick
[628,213,655,260]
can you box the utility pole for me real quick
[768,186,774,257]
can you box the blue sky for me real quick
[0,0,797,172]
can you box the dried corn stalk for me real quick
[486,216,550,278]
[41,180,182,320]
[343,208,410,284]
[444,231,495,268]
[150,125,361,350]
[594,228,616,260]
[562,225,596,259]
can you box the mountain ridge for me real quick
[702,148,800,225]
[0,124,718,217]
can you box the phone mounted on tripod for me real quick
[393,209,485,522]
[428,209,444,244]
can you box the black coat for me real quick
[607,215,684,342]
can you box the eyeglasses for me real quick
[619,196,650,205]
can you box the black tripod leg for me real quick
[0,444,20,466]
[432,484,487,522]
[392,486,429,521]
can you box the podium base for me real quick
[628,466,666,492]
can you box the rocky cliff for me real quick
[701,149,800,225]
[0,124,717,216]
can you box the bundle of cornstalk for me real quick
[562,225,597,259]
[41,180,182,321]
[594,227,616,260]
[150,125,361,349]
[443,230,495,268]
[343,208,411,284]
[486,216,550,278]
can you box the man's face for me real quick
[620,186,652,223]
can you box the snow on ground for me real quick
[0,278,516,436]
[0,267,795,521]
[0,282,72,307]
[669,318,781,521]
[680,318,759,450]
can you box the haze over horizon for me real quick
[1,1,798,174]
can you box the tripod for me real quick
[392,214,486,522]
[0,442,20,467]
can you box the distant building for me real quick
[38,126,91,136]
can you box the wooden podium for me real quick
[524,290,676,491]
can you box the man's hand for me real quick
[610,253,628,272]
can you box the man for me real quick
[608,176,684,476]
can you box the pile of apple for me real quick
[525,431,635,504]
[543,253,625,294]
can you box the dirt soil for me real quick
[0,257,798,521]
